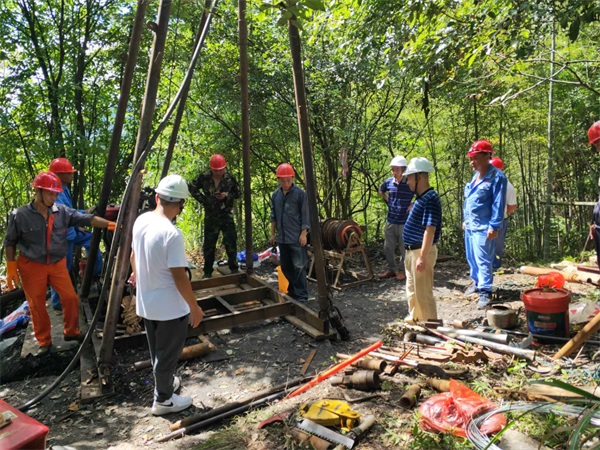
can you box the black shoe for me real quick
[52,304,62,312]
[64,334,84,342]
[202,274,212,279]
[37,345,52,356]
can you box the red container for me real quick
[522,288,571,343]
[0,399,49,450]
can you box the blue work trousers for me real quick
[279,243,308,301]
[465,229,495,293]
[493,219,508,270]
[51,229,103,308]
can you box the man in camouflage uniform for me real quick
[189,154,241,278]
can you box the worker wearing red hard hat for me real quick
[48,157,103,311]
[270,163,310,302]
[588,122,600,270]
[188,154,241,278]
[463,140,507,309]
[489,157,518,271]
[3,171,116,355]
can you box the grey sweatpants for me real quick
[144,315,189,402]
[384,221,406,273]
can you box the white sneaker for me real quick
[173,376,181,393]
[151,393,193,416]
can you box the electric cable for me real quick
[18,0,220,412]
[466,401,600,450]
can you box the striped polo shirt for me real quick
[379,177,414,225]
[402,188,442,246]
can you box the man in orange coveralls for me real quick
[3,171,116,355]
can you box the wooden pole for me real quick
[81,0,150,298]
[98,0,173,372]
[553,311,600,359]
[287,18,347,339]
[238,0,253,274]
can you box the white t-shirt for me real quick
[132,211,190,320]
[504,180,517,218]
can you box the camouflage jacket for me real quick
[188,170,241,216]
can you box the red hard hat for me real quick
[32,171,63,193]
[276,163,295,178]
[209,154,227,170]
[49,157,77,173]
[588,121,600,145]
[467,140,494,157]
[490,157,504,170]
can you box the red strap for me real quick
[46,213,55,264]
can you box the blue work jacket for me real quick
[463,165,507,232]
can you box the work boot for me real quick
[477,291,492,309]
[151,393,193,416]
[378,270,396,279]
[64,333,85,343]
[36,344,52,356]
[464,283,478,296]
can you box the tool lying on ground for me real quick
[371,351,448,379]
[296,418,355,449]
[300,400,360,431]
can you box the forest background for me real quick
[1,0,599,267]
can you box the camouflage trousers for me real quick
[203,213,238,276]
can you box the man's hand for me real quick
[189,304,204,328]
[590,224,596,240]
[127,272,136,287]
[416,256,426,272]
[299,231,307,247]
[107,221,117,231]
[215,192,227,201]
[487,229,498,240]
[6,261,19,290]
[270,235,276,246]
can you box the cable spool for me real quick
[320,219,363,251]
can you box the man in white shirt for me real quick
[490,158,517,270]
[130,174,204,415]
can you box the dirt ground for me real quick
[1,253,598,449]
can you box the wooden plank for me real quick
[300,349,317,375]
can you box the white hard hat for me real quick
[389,156,408,167]
[155,174,189,201]
[404,157,434,176]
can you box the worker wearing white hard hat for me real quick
[130,174,204,416]
[402,157,442,323]
[377,156,415,280]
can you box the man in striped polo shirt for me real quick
[402,157,442,323]
[378,156,415,281]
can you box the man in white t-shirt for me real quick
[490,158,517,270]
[130,174,204,415]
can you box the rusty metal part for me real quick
[342,392,385,403]
[371,351,448,379]
[330,370,381,391]
[133,341,213,370]
[321,219,363,251]
[399,384,421,409]
[451,334,536,361]
[335,353,387,372]
[486,305,518,330]
[426,378,451,392]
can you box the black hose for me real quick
[18,0,220,412]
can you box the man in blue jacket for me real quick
[49,158,103,310]
[463,140,507,308]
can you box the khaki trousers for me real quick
[405,245,438,322]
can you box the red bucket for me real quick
[521,288,570,343]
